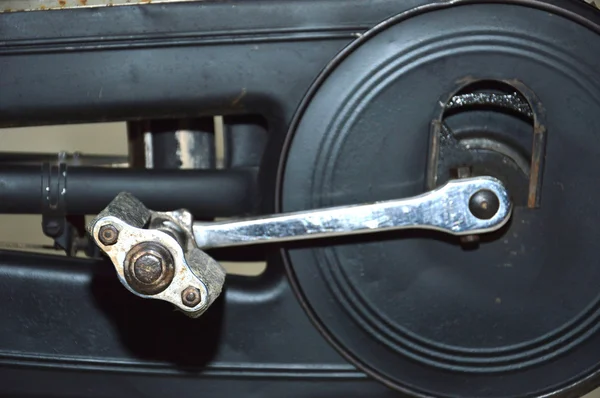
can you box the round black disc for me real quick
[279,2,600,397]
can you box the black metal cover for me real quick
[2,0,600,397]
[280,1,600,397]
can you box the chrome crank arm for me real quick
[192,176,511,249]
[88,176,511,318]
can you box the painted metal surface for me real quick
[0,0,596,13]
[0,0,199,12]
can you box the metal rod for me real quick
[192,176,512,249]
[127,119,215,170]
[0,165,257,217]
[0,152,127,167]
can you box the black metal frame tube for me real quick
[0,165,257,218]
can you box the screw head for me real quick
[133,253,164,284]
[124,242,175,295]
[99,224,119,246]
[469,189,500,220]
[181,286,201,307]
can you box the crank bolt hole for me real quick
[469,190,500,220]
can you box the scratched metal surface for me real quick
[0,0,200,12]
[0,0,598,12]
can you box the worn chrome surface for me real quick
[88,193,226,318]
[0,0,200,12]
[193,176,512,249]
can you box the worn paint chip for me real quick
[0,0,201,12]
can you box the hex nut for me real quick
[124,242,175,295]
[181,286,201,307]
[99,224,119,246]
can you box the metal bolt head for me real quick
[469,189,500,220]
[181,286,201,307]
[99,224,119,245]
[133,253,164,284]
[124,242,175,295]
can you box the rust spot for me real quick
[79,0,87,5]
[527,122,547,208]
[231,88,247,106]
[534,123,546,134]
[504,78,522,87]
[58,0,66,7]
[40,5,47,9]
[527,163,540,208]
